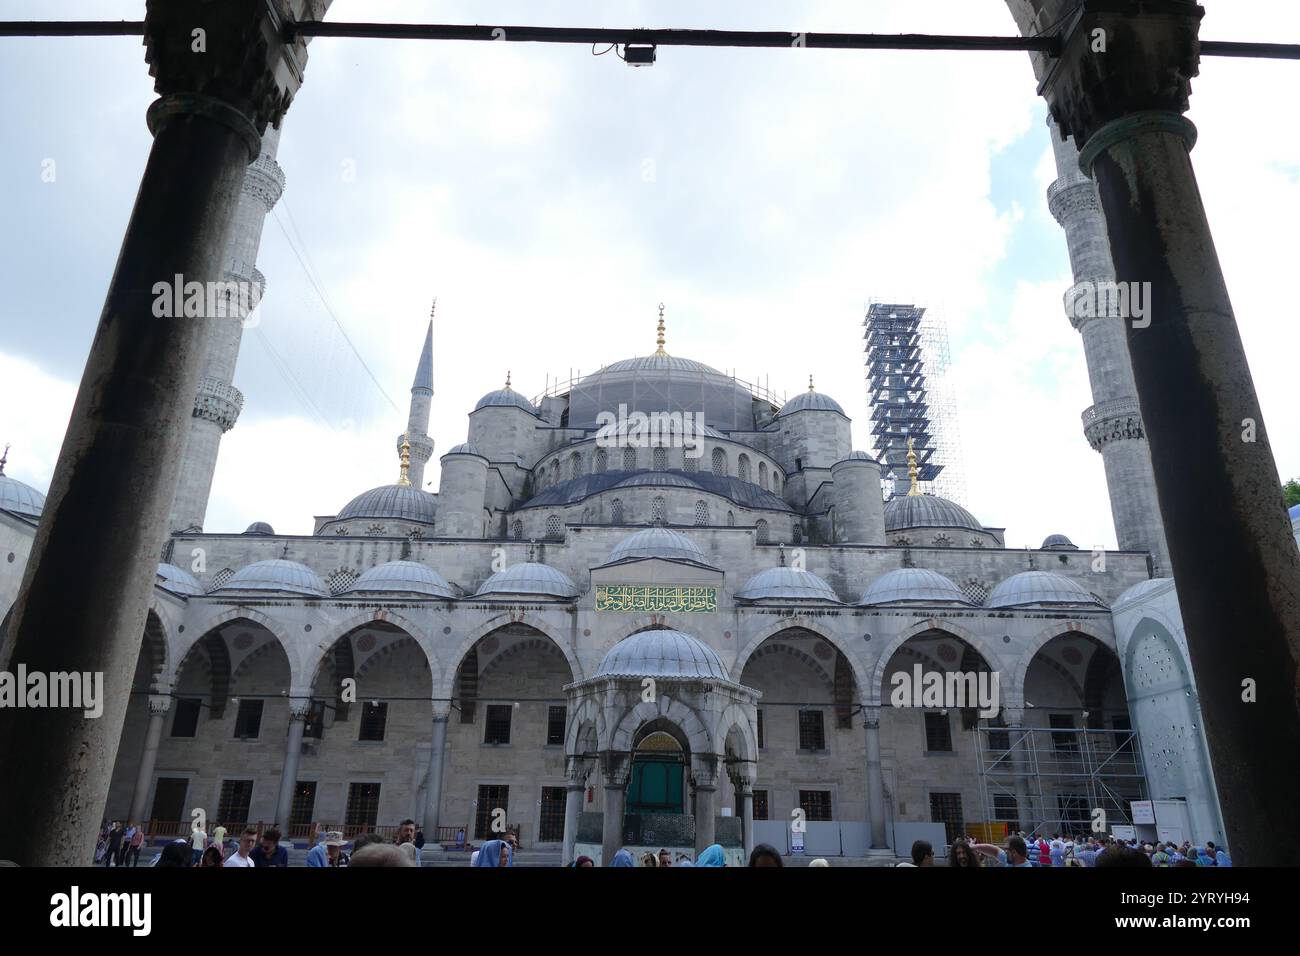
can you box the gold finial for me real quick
[655,303,666,355]
[505,370,512,389]
[808,375,815,392]
[398,433,412,487]
[906,436,921,497]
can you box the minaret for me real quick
[167,125,284,534]
[1047,117,1170,574]
[399,310,435,489]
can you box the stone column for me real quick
[421,708,450,839]
[863,706,888,851]
[731,776,754,860]
[599,750,630,866]
[273,700,310,829]
[1039,2,1300,864]
[1005,709,1035,836]
[561,755,591,866]
[0,1,325,867]
[128,694,172,825]
[691,754,719,855]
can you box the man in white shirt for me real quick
[190,824,208,866]
[223,828,258,867]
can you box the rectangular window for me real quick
[170,698,201,738]
[752,789,769,822]
[345,783,381,830]
[546,706,566,746]
[993,794,1019,833]
[149,777,188,823]
[303,700,326,740]
[485,704,512,745]
[217,779,254,826]
[1111,715,1134,755]
[797,710,825,752]
[475,785,509,839]
[1050,713,1079,754]
[924,711,953,752]
[359,702,388,742]
[987,715,1010,752]
[929,792,964,845]
[233,700,263,739]
[290,782,317,828]
[539,787,566,842]
[798,790,832,822]
[757,710,764,750]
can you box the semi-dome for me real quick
[985,570,1102,609]
[1041,533,1078,550]
[336,484,438,525]
[156,562,203,596]
[474,386,537,415]
[884,494,984,533]
[348,560,455,598]
[444,442,485,458]
[858,568,970,606]
[594,629,729,680]
[608,527,709,565]
[216,559,327,597]
[243,521,275,535]
[475,562,579,599]
[779,387,845,417]
[0,472,45,519]
[736,566,840,602]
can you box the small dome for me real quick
[474,387,537,415]
[348,560,455,598]
[884,495,984,533]
[608,527,710,566]
[336,484,437,525]
[985,570,1101,609]
[779,389,845,417]
[858,568,970,606]
[594,629,729,680]
[476,562,579,599]
[737,566,840,603]
[217,559,327,597]
[243,521,275,535]
[1041,533,1077,550]
[1115,577,1175,607]
[0,473,45,519]
[837,450,875,463]
[444,442,485,458]
[156,563,203,596]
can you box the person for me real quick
[973,835,1032,867]
[103,822,123,867]
[1049,836,1065,867]
[949,839,982,868]
[249,827,289,867]
[126,822,146,866]
[695,844,727,867]
[1077,840,1099,867]
[211,822,227,855]
[474,839,513,867]
[1036,836,1051,867]
[199,846,224,867]
[396,819,417,847]
[469,849,480,866]
[675,853,693,867]
[609,848,636,867]
[307,830,348,867]
[1214,845,1232,868]
[808,858,829,867]
[156,841,192,868]
[1095,845,1152,867]
[1151,844,1171,866]
[223,828,257,867]
[573,855,595,868]
[748,844,783,867]
[190,820,208,866]
[351,832,386,855]
[1195,846,1214,866]
[352,844,416,867]
[640,851,659,867]
[912,840,934,867]
[414,828,425,851]
[117,823,136,867]
[657,848,672,867]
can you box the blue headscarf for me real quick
[696,844,727,867]
[475,839,513,867]
[610,849,636,867]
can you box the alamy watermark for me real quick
[594,403,705,458]
[1064,280,1151,328]
[151,273,262,326]
[0,664,103,718]
[889,663,1000,719]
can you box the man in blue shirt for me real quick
[249,827,289,866]
[306,831,348,867]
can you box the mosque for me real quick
[0,121,1256,866]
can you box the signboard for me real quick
[1130,801,1156,825]
[791,828,805,854]
[595,584,717,613]
[1111,825,1137,841]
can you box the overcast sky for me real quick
[2,1,1298,550]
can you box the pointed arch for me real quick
[732,616,869,696]
[435,613,580,701]
[868,618,1006,707]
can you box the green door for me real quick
[627,757,685,814]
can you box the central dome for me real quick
[884,494,984,533]
[594,629,729,680]
[336,484,438,526]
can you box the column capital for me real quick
[431,702,452,722]
[599,750,631,787]
[287,699,312,722]
[860,704,882,729]
[147,694,173,715]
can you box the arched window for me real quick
[755,519,769,544]
[651,497,666,526]
[694,500,709,526]
[570,452,582,479]
[737,454,750,482]
[623,447,637,471]
[653,446,668,470]
[546,514,563,541]
[792,524,803,545]
[550,460,560,484]
[594,448,607,473]
[683,453,699,473]
[727,511,735,527]
[512,520,523,540]
[712,448,726,477]
[758,461,767,489]
[611,498,624,524]
[773,471,781,493]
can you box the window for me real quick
[303,700,326,740]
[475,785,509,839]
[545,514,563,541]
[290,781,317,827]
[773,472,781,493]
[794,457,803,471]
[987,715,1010,753]
[792,524,803,545]
[150,778,188,823]
[485,704,512,745]
[550,461,560,484]
[651,497,666,525]
[539,787,566,842]
[960,579,987,604]
[1050,713,1079,754]
[929,792,964,844]
[755,519,769,544]
[683,454,699,473]
[217,779,254,825]
[752,789,769,821]
[512,520,523,540]
[233,699,263,739]
[359,702,388,741]
[622,447,637,471]
[546,705,566,746]
[694,500,708,526]
[327,568,356,595]
[993,794,1019,833]
[594,448,607,473]
[727,511,734,526]
[758,462,767,489]
[1112,715,1135,755]
[737,455,750,482]
[798,790,832,822]
[346,782,381,830]
[653,446,668,470]
[924,711,953,752]
[209,567,234,590]
[712,448,726,477]
[798,710,825,751]
[756,709,764,749]
[171,698,201,737]
[610,498,624,524]
[570,452,582,479]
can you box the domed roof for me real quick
[348,560,455,598]
[475,562,579,599]
[336,484,438,525]
[608,528,709,565]
[216,559,327,597]
[243,521,275,535]
[613,471,699,491]
[779,387,845,417]
[474,386,537,415]
[1115,577,1175,606]
[444,442,485,458]
[737,566,840,602]
[884,494,984,533]
[594,629,729,680]
[523,470,790,513]
[156,563,203,596]
[0,472,45,519]
[600,354,724,376]
[858,568,970,606]
[837,450,875,463]
[1041,533,1078,550]
[985,570,1102,609]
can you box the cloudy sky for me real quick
[2,1,1298,550]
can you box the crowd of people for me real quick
[897,832,1232,868]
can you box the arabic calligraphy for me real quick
[595,585,717,613]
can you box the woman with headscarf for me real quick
[695,844,727,867]
[573,855,595,868]
[609,848,636,867]
[473,839,513,867]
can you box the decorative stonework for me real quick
[193,377,243,431]
[595,585,718,614]
[1047,178,1100,225]
[1083,398,1146,450]
[148,695,173,716]
[242,153,285,211]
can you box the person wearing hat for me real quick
[307,831,349,867]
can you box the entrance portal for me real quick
[627,730,685,815]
